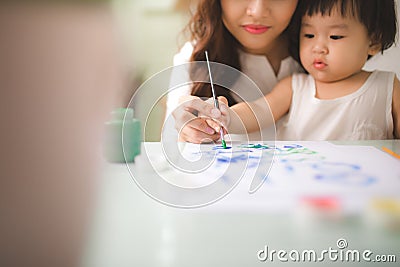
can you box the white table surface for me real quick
[82,140,400,267]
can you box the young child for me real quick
[166,0,302,143]
[213,0,399,140]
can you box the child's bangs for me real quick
[303,0,359,18]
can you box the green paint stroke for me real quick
[221,139,227,149]
[239,144,270,149]
[278,147,317,155]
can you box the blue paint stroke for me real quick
[216,154,248,163]
[315,172,377,186]
[311,162,376,186]
[213,145,232,150]
[283,144,303,149]
[193,149,254,157]
[311,162,360,172]
[246,161,260,168]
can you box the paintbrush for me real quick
[205,51,226,148]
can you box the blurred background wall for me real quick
[112,0,195,141]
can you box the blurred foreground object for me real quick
[0,2,122,267]
[104,108,141,163]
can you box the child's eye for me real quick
[304,34,314,39]
[330,35,344,40]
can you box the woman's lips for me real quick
[243,24,269,34]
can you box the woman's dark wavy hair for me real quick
[289,0,398,64]
[185,0,241,106]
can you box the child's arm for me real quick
[392,76,400,138]
[228,76,293,134]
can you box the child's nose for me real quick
[246,0,269,18]
[312,40,328,54]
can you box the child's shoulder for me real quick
[367,70,397,86]
[290,72,314,89]
[370,69,396,75]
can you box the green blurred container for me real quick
[104,108,141,163]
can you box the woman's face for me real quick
[220,0,298,55]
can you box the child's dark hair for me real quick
[289,0,398,62]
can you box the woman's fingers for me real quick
[173,97,212,129]
[179,130,220,144]
[217,96,228,106]
[179,96,221,117]
[178,119,221,143]
[173,95,225,143]
[200,96,229,128]
[183,117,215,135]
[173,110,217,142]
[204,118,220,132]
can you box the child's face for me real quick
[299,9,377,83]
[220,0,298,54]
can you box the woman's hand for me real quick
[199,96,230,135]
[172,95,229,143]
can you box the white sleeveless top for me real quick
[277,70,395,141]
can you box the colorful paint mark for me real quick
[313,162,376,186]
[216,154,247,163]
[239,144,270,149]
[192,143,378,188]
[213,145,232,150]
[221,139,227,149]
[278,158,377,186]
[276,146,317,156]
